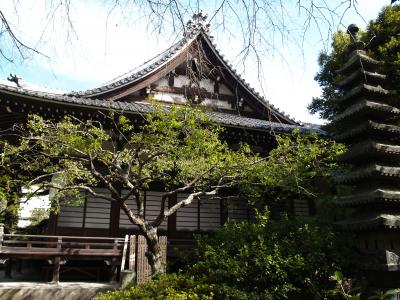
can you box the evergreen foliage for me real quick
[308,5,400,123]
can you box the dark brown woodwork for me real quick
[47,213,58,235]
[101,49,191,101]
[167,194,177,235]
[110,201,121,236]
[197,199,201,231]
[110,257,118,282]
[82,194,88,229]
[220,198,228,225]
[168,72,175,87]
[151,85,236,104]
[52,257,61,283]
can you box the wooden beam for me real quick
[52,256,61,283]
[104,49,190,101]
[110,257,118,283]
[152,85,236,102]
[128,235,135,271]
[0,224,3,249]
[168,194,177,235]
[120,235,129,272]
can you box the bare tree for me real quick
[0,1,365,66]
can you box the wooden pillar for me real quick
[51,237,62,283]
[109,201,120,237]
[167,194,177,235]
[120,235,129,272]
[0,223,4,248]
[220,199,228,225]
[52,257,61,283]
[109,239,119,282]
[47,213,58,235]
[197,198,201,231]
[2,221,10,278]
[129,235,136,271]
[5,259,12,279]
[110,257,118,283]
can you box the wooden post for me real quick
[167,194,177,235]
[110,257,118,283]
[51,237,62,283]
[2,223,9,278]
[128,235,135,271]
[52,257,61,283]
[159,236,167,273]
[0,223,4,248]
[5,259,12,278]
[120,235,129,272]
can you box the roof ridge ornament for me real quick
[7,73,21,87]
[347,24,365,50]
[184,11,212,39]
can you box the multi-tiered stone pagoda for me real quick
[334,25,400,285]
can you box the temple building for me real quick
[0,14,322,252]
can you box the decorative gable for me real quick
[69,13,298,125]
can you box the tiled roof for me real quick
[68,36,193,97]
[67,27,298,125]
[338,140,400,162]
[336,213,400,230]
[335,120,400,141]
[335,164,400,184]
[337,189,400,206]
[334,100,400,122]
[0,82,324,135]
[336,50,384,75]
[207,111,324,134]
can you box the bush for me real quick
[98,211,355,300]
[187,211,354,299]
[96,272,263,300]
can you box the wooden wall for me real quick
[54,188,315,237]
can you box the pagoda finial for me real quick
[347,24,359,43]
[184,11,212,38]
[346,23,365,50]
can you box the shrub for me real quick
[187,211,354,299]
[96,272,264,300]
[97,210,355,300]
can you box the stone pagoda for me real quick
[334,25,400,286]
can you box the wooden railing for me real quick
[0,234,126,256]
[0,225,166,284]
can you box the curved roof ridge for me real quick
[101,37,188,86]
[67,25,298,125]
[68,29,201,97]
[199,31,299,125]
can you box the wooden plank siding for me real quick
[293,198,311,217]
[85,195,111,229]
[199,197,220,231]
[176,193,198,231]
[54,189,313,245]
[119,189,140,230]
[227,198,249,222]
[56,190,260,232]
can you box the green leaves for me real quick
[309,5,400,122]
[238,129,345,208]
[4,103,259,229]
[188,211,347,299]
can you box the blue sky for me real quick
[0,0,392,124]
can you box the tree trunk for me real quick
[143,227,164,276]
